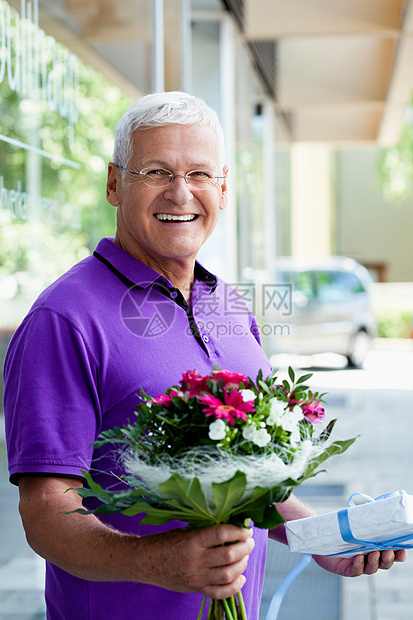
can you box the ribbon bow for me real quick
[336,490,413,554]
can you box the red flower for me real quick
[211,370,250,390]
[302,400,325,423]
[200,390,255,425]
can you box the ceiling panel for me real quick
[241,0,413,144]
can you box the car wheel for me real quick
[346,330,372,368]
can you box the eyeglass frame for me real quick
[112,163,227,189]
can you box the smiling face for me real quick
[107,124,228,278]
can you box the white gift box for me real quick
[285,491,413,557]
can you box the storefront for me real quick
[0,0,284,344]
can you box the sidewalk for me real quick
[261,345,413,620]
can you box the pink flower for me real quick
[211,370,250,390]
[302,400,325,423]
[180,370,209,397]
[200,390,255,425]
[151,390,180,406]
[151,394,172,406]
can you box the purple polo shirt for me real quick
[4,237,272,620]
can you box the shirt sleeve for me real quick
[4,307,101,485]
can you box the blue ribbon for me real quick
[334,489,413,555]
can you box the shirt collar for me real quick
[93,237,218,292]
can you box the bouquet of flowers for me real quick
[74,367,355,619]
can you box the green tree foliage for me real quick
[378,109,413,202]
[0,55,132,324]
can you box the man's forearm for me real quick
[269,494,317,544]
[18,476,145,582]
[18,475,254,599]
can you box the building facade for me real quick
[0,0,291,338]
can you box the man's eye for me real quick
[146,169,170,177]
[188,171,213,180]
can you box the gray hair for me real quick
[112,91,226,170]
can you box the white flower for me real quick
[289,427,301,447]
[253,428,272,447]
[280,407,303,433]
[267,399,286,425]
[208,419,227,440]
[240,389,256,403]
[242,424,257,442]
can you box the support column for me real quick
[152,0,165,92]
[164,0,192,92]
[291,143,332,257]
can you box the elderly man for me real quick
[4,92,405,620]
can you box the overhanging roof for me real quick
[244,0,413,145]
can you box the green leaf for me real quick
[296,373,313,384]
[318,418,337,443]
[229,485,279,526]
[211,471,247,522]
[288,367,295,383]
[254,503,285,530]
[127,499,216,529]
[159,474,212,519]
[299,437,358,482]
[258,380,270,394]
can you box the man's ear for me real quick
[219,165,229,210]
[106,162,121,207]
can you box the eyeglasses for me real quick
[113,163,227,190]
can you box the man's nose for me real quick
[163,175,193,203]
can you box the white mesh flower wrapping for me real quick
[122,440,322,508]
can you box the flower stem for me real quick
[222,598,235,620]
[229,595,237,618]
[237,590,247,620]
[197,596,207,620]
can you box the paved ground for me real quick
[265,339,413,620]
[1,339,413,619]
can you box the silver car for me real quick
[264,256,376,367]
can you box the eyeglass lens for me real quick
[141,168,218,189]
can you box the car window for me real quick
[280,270,315,302]
[346,272,366,294]
[295,271,315,301]
[314,270,366,302]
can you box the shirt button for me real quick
[202,334,210,343]
[170,291,178,299]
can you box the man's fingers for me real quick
[362,551,380,575]
[202,535,255,570]
[202,574,247,600]
[198,524,253,548]
[395,549,408,563]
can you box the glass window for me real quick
[0,0,132,333]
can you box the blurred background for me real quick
[1,1,413,619]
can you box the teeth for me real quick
[156,214,196,221]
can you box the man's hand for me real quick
[314,549,407,577]
[136,524,255,599]
[270,495,408,578]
